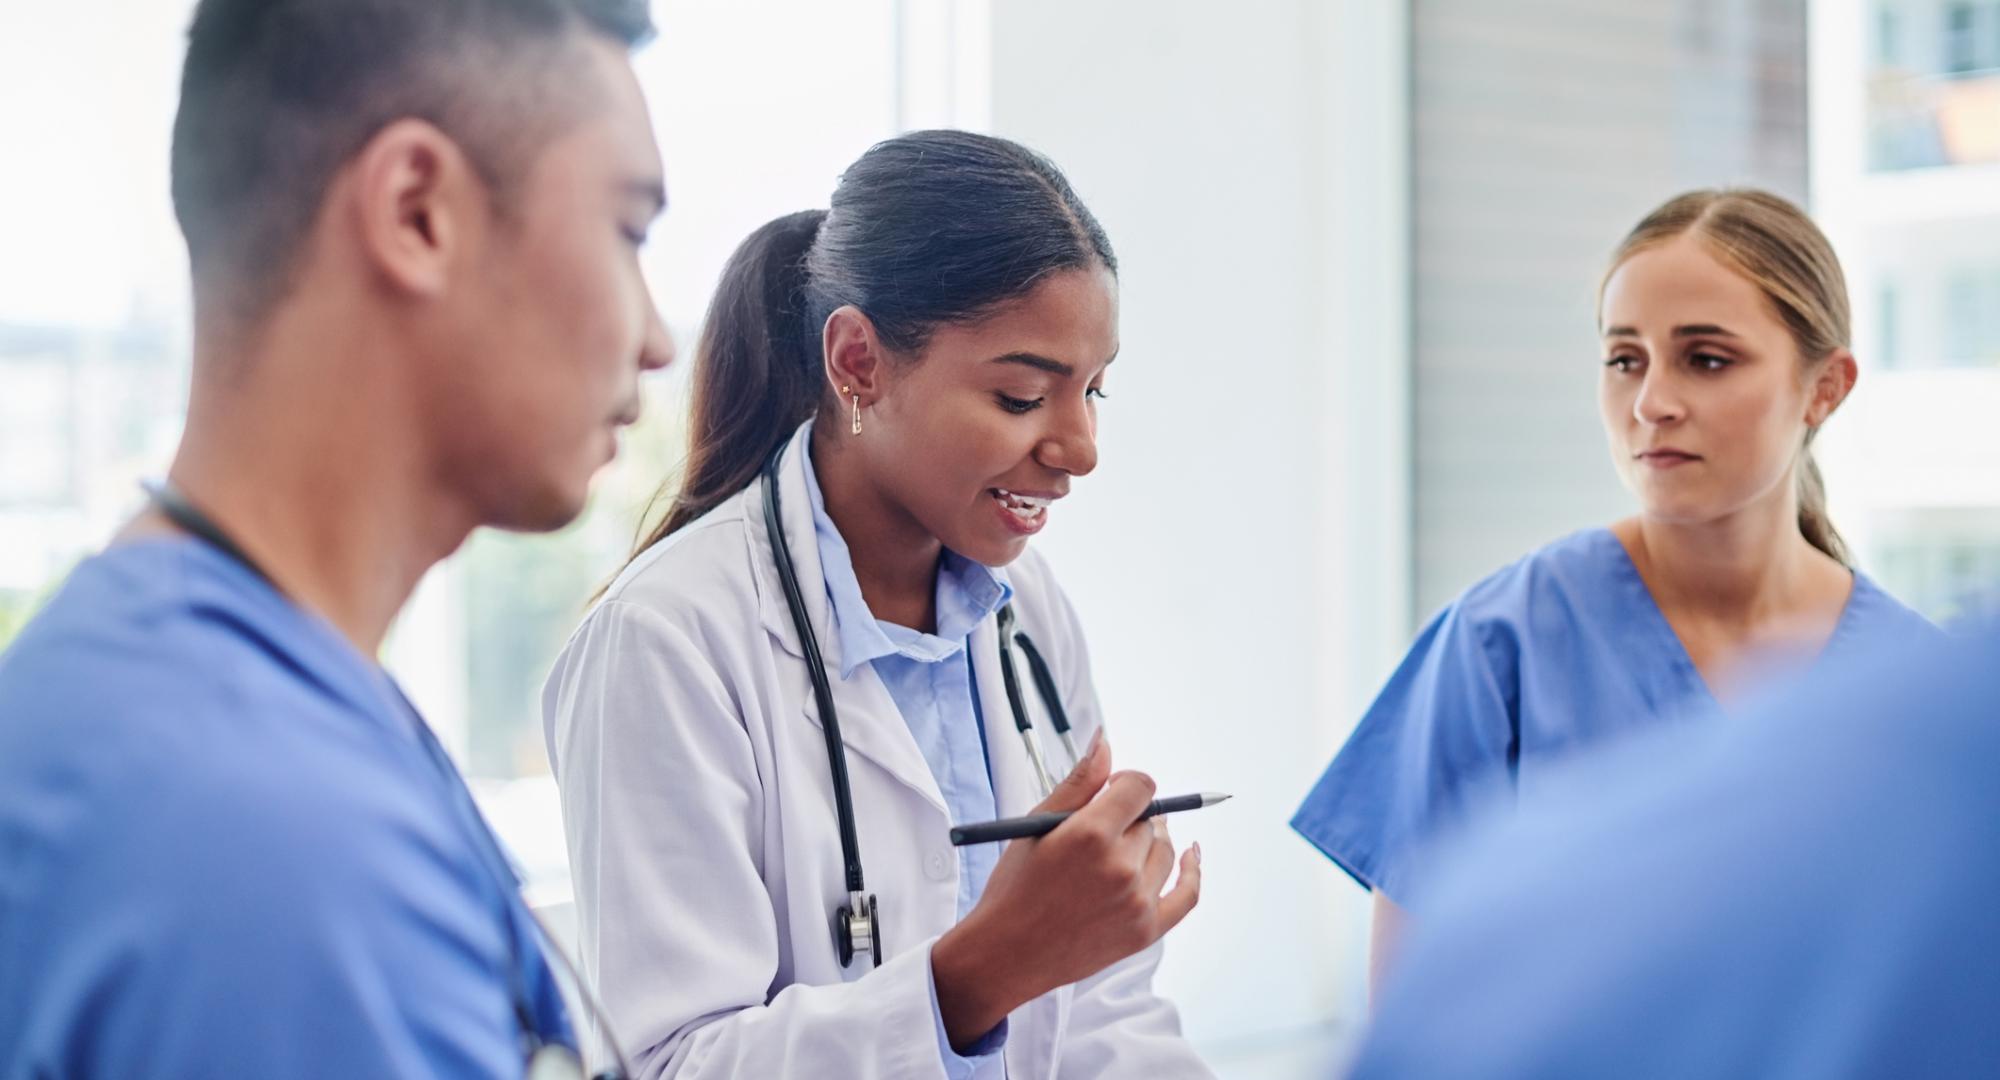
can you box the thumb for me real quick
[1033,730,1110,813]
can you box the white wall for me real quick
[977,2,1411,1070]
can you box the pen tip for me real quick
[1206,792,1232,804]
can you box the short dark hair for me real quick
[170,0,654,318]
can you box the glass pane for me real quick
[1869,0,2000,171]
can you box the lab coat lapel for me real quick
[970,613,1054,818]
[749,427,945,814]
[971,609,1073,1077]
[808,664,947,816]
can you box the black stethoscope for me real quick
[759,444,1081,970]
[141,479,632,1080]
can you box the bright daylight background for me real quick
[3,1,1997,1075]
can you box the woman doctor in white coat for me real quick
[543,130,1209,1078]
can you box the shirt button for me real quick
[925,850,952,881]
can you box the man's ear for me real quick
[823,305,890,404]
[1807,348,1858,429]
[346,118,483,299]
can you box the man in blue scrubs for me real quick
[1349,620,2000,1078]
[0,0,672,1075]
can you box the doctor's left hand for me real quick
[930,733,1202,1051]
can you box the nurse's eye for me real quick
[1604,355,1642,373]
[1690,352,1733,372]
[996,392,1044,415]
[1086,386,1110,402]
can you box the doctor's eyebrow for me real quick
[1603,323,1740,339]
[988,350,1121,377]
[990,352,1074,377]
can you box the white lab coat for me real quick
[542,432,1210,1079]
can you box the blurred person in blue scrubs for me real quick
[0,0,672,1076]
[1292,189,1936,995]
[1347,617,2000,1079]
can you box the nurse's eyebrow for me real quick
[990,352,1075,378]
[1603,324,1740,339]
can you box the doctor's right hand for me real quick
[929,733,1202,1051]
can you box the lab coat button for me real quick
[925,850,951,880]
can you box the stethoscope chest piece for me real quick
[834,891,882,968]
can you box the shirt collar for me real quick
[799,437,1012,679]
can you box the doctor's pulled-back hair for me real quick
[627,129,1116,558]
[1603,188,1852,565]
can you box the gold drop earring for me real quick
[845,386,863,435]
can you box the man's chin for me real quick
[490,484,589,535]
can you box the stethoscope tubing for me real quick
[758,440,1077,970]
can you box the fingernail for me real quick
[1192,842,1203,865]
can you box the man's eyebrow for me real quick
[625,178,667,214]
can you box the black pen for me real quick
[949,792,1231,846]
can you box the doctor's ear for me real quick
[822,305,891,405]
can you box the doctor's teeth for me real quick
[992,489,1051,510]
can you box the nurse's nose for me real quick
[1633,366,1687,426]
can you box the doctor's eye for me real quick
[1086,386,1110,402]
[1690,352,1734,372]
[1603,355,1642,374]
[996,393,1044,415]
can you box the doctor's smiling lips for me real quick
[988,485,1066,537]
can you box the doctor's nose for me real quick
[1038,410,1099,477]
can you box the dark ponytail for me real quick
[641,209,825,546]
[615,130,1115,579]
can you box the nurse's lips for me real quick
[1636,447,1701,468]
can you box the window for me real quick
[1816,0,2000,621]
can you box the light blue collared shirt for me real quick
[801,441,1013,1075]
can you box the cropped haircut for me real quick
[170,0,654,318]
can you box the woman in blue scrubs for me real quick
[1291,188,1936,994]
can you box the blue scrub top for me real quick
[1291,527,1936,902]
[1350,618,2000,1079]
[0,538,571,1077]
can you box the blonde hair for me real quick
[1602,188,1851,564]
